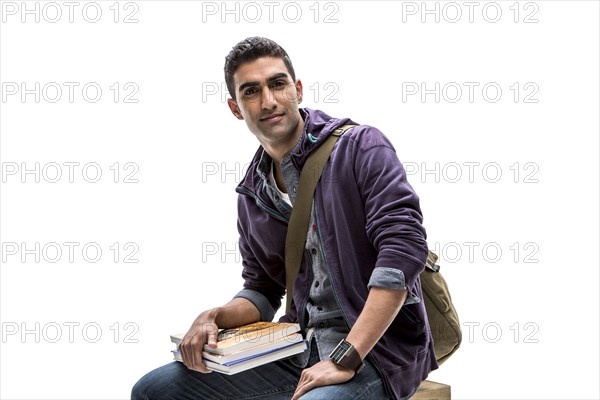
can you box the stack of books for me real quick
[171,321,307,375]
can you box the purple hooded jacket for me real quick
[235,108,438,399]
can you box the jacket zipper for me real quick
[298,252,312,328]
[313,206,351,328]
[236,186,288,223]
[237,185,302,322]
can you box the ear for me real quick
[227,98,244,120]
[295,79,303,104]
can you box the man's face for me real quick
[227,57,303,148]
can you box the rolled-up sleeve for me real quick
[367,267,421,305]
[234,288,276,322]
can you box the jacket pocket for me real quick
[400,305,423,333]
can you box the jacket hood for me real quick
[237,107,357,193]
[292,107,356,167]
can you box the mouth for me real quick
[260,113,284,123]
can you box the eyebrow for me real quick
[237,72,290,94]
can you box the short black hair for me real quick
[224,37,296,100]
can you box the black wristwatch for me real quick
[329,339,365,374]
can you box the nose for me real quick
[260,86,276,109]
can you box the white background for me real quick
[1,1,598,399]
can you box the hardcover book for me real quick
[170,321,307,374]
[171,321,302,355]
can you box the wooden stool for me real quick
[411,380,451,400]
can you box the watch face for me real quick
[330,339,352,361]
[330,339,365,374]
[339,341,352,352]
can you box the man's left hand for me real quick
[291,359,355,400]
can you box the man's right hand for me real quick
[177,298,261,373]
[179,310,220,373]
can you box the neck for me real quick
[265,128,303,164]
[272,161,287,193]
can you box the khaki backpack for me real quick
[422,251,461,364]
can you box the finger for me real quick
[190,363,212,374]
[291,374,307,400]
[184,337,207,373]
[293,371,317,400]
[206,324,219,349]
[190,348,212,374]
[180,338,203,372]
[291,386,302,400]
[292,380,316,400]
[180,341,190,367]
[192,342,205,370]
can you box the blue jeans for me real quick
[131,343,415,400]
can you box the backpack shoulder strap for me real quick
[284,124,357,314]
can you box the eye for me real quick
[243,87,258,96]
[271,80,286,89]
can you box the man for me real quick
[132,37,437,400]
